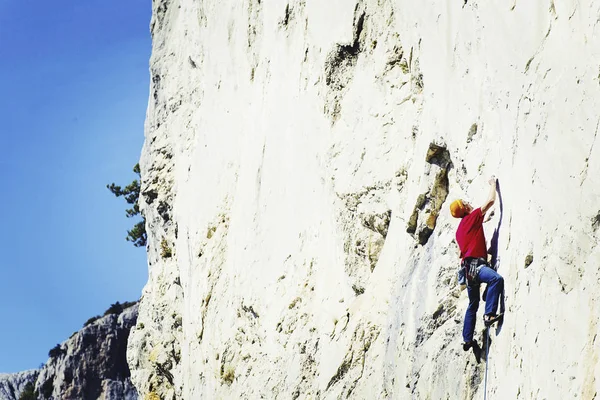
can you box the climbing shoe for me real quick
[483,313,503,327]
[462,340,477,351]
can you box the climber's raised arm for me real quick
[481,176,497,216]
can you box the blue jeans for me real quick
[463,266,504,343]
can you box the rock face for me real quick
[2,304,138,400]
[0,371,39,400]
[128,0,600,399]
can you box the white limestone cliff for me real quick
[127,0,600,399]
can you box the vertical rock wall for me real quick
[128,0,600,399]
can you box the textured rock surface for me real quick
[0,371,39,400]
[2,304,139,400]
[128,0,600,399]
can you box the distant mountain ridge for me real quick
[0,302,138,400]
[0,371,39,400]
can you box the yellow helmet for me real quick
[450,199,466,218]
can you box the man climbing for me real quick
[450,176,504,351]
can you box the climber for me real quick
[450,176,504,351]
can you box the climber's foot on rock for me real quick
[483,313,503,327]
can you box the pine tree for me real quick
[107,163,147,247]
[18,382,36,400]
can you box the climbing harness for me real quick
[458,257,487,287]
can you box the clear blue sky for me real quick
[0,0,151,372]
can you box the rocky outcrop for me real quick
[2,304,138,400]
[129,0,600,399]
[406,142,452,245]
[0,371,39,400]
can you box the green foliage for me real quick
[107,163,147,247]
[104,302,123,316]
[122,300,137,309]
[40,377,53,399]
[221,365,235,385]
[126,221,146,247]
[145,392,161,400]
[48,344,65,359]
[160,239,172,258]
[399,59,409,74]
[84,315,101,327]
[18,382,36,400]
[102,300,137,317]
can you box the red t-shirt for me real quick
[456,208,487,260]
